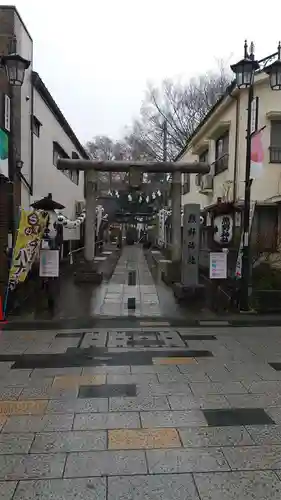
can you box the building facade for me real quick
[178,71,281,273]
[0,6,87,300]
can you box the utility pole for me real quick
[163,119,168,207]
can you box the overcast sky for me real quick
[6,0,281,144]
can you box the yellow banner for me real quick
[8,210,48,291]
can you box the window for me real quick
[31,115,41,137]
[196,149,209,186]
[270,121,281,163]
[214,132,229,174]
[183,173,190,194]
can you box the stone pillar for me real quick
[171,171,182,261]
[84,172,97,262]
[181,203,200,286]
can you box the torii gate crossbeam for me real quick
[57,158,210,263]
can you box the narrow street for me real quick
[1,323,281,498]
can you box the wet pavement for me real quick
[52,245,187,320]
[2,326,281,497]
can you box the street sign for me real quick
[209,252,227,279]
[39,249,59,277]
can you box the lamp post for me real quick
[0,47,30,244]
[231,40,281,311]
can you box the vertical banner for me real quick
[181,204,200,286]
[235,202,256,279]
[250,127,265,179]
[8,210,48,291]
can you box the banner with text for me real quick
[8,210,48,291]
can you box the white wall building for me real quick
[179,72,281,210]
[31,71,87,219]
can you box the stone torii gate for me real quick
[57,159,209,266]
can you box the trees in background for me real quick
[86,64,231,164]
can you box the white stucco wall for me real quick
[181,74,281,210]
[14,10,33,210]
[32,89,85,219]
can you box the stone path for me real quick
[2,326,281,497]
[93,246,161,316]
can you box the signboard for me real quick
[39,249,59,277]
[4,95,10,132]
[63,226,80,241]
[8,210,48,291]
[210,252,227,279]
[235,202,256,278]
[181,204,200,286]
[0,128,9,178]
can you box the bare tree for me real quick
[85,135,128,189]
[127,65,231,161]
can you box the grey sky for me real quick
[7,0,281,144]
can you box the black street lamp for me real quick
[231,40,281,311]
[1,52,30,87]
[0,46,31,243]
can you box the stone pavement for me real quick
[2,326,281,497]
[93,246,162,317]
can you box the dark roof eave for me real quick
[32,71,89,160]
[174,80,236,162]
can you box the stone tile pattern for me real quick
[4,325,281,497]
[92,246,162,317]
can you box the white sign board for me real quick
[63,226,81,241]
[209,252,227,279]
[39,249,59,277]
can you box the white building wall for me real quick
[14,10,33,210]
[32,89,85,220]
[181,74,281,210]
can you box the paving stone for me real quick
[79,383,136,398]
[265,407,281,424]
[0,416,7,431]
[3,414,74,433]
[179,426,254,447]
[73,411,140,430]
[0,400,47,415]
[226,393,280,408]
[31,367,83,377]
[146,448,230,473]
[52,375,106,388]
[246,381,281,393]
[13,477,106,500]
[131,365,180,374]
[19,382,53,400]
[0,432,34,455]
[194,470,281,499]
[110,396,170,411]
[64,450,147,477]
[0,453,66,480]
[223,445,281,470]
[246,424,281,445]
[153,357,197,365]
[31,430,106,453]
[0,386,23,400]
[0,481,17,500]
[48,386,79,399]
[108,428,180,449]
[108,474,200,500]
[168,395,230,410]
[107,374,158,384]
[190,382,248,396]
[137,382,193,397]
[82,366,131,374]
[203,408,275,426]
[141,410,207,428]
[46,398,108,413]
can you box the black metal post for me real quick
[240,83,253,311]
[8,88,17,246]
